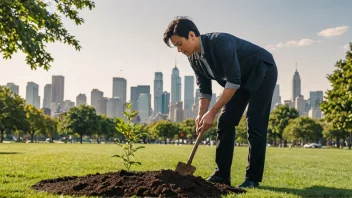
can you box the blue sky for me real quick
[1,0,351,105]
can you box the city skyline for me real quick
[0,1,351,106]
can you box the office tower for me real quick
[91,89,103,112]
[171,65,181,103]
[113,77,127,114]
[271,84,281,112]
[107,98,120,118]
[76,94,87,106]
[51,75,65,105]
[5,83,19,95]
[184,76,194,119]
[43,84,52,109]
[26,82,40,108]
[292,66,301,102]
[161,91,170,114]
[154,72,163,114]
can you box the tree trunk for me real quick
[336,137,340,148]
[280,138,283,147]
[30,131,34,143]
[283,139,287,147]
[0,130,3,143]
[51,137,54,143]
[17,131,21,142]
[80,134,83,144]
[349,132,351,150]
[164,137,167,144]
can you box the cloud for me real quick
[266,39,321,51]
[318,26,349,37]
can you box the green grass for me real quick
[0,143,351,198]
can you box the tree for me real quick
[322,122,348,148]
[152,120,178,144]
[0,0,95,70]
[320,43,352,149]
[179,118,196,144]
[269,104,299,147]
[42,115,58,143]
[65,105,99,144]
[0,86,27,143]
[25,104,46,143]
[283,117,323,146]
[235,115,248,145]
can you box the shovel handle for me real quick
[186,129,204,167]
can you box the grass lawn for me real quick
[0,143,351,198]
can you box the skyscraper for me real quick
[184,76,194,118]
[91,89,103,112]
[26,82,40,108]
[309,91,324,109]
[5,83,19,95]
[130,85,151,115]
[52,75,65,105]
[154,72,163,114]
[292,65,301,102]
[112,77,127,113]
[161,91,170,114]
[76,94,87,106]
[107,98,120,118]
[171,65,181,103]
[271,84,281,112]
[43,84,52,109]
[138,93,150,123]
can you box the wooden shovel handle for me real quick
[186,129,204,167]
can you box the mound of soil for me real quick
[32,169,246,197]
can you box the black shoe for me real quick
[237,179,259,188]
[206,174,231,186]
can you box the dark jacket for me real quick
[188,32,276,100]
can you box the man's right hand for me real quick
[195,113,203,135]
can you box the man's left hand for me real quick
[198,110,216,135]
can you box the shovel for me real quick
[175,127,204,175]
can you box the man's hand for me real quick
[195,113,203,135]
[197,111,216,135]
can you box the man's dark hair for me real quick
[163,16,200,47]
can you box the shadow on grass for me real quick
[261,185,352,198]
[0,152,22,155]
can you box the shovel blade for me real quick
[175,162,196,175]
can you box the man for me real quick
[163,17,278,188]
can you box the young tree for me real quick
[0,0,95,70]
[321,43,352,149]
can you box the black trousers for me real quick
[213,61,277,182]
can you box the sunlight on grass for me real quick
[0,144,351,198]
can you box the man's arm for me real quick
[194,67,212,115]
[209,35,241,115]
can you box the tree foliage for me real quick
[283,117,323,145]
[320,43,352,149]
[269,104,299,146]
[0,0,95,70]
[65,105,99,143]
[0,86,27,142]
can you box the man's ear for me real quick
[189,31,196,39]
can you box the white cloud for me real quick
[318,26,349,37]
[266,39,320,51]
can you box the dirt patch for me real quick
[32,169,246,197]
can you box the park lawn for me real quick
[0,143,351,198]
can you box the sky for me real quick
[1,0,351,106]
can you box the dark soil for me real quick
[32,169,246,197]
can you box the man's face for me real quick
[170,32,197,57]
